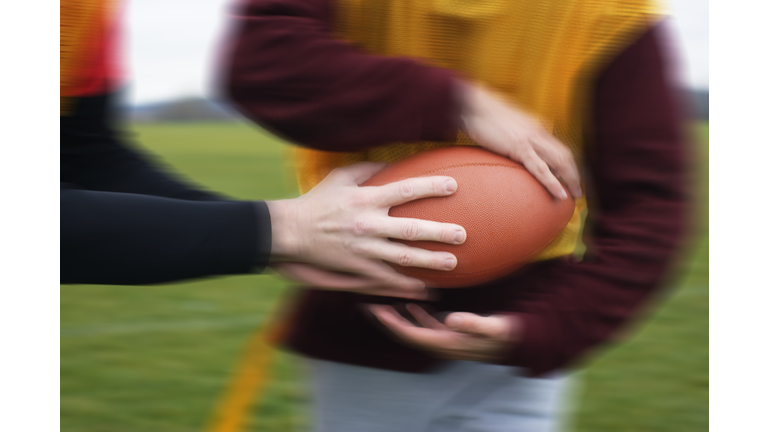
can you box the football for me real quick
[363,146,575,288]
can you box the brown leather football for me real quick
[363,146,575,288]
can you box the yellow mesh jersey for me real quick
[60,0,115,115]
[295,0,664,261]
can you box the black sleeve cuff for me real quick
[250,200,272,273]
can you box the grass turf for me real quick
[61,122,708,432]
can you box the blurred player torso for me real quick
[295,0,662,260]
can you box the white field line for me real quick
[61,316,262,338]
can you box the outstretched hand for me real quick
[368,303,521,362]
[266,162,467,298]
[457,81,582,200]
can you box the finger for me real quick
[369,241,458,271]
[405,303,449,330]
[369,176,458,208]
[330,162,389,186]
[368,304,419,335]
[369,305,455,347]
[272,262,429,299]
[380,217,466,245]
[272,262,378,289]
[533,137,582,199]
[520,148,568,200]
[352,259,431,289]
[369,304,413,326]
[444,312,510,340]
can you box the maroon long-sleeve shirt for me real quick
[222,0,688,377]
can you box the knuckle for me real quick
[550,152,568,171]
[442,228,455,243]
[351,190,374,207]
[349,241,368,255]
[398,180,416,200]
[521,146,538,161]
[327,167,344,180]
[427,178,440,195]
[396,249,415,267]
[528,159,549,176]
[352,219,374,236]
[556,149,575,167]
[402,221,421,240]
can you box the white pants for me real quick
[307,359,576,432]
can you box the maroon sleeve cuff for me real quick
[418,71,461,142]
[497,312,550,377]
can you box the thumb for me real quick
[445,313,517,341]
[444,313,493,335]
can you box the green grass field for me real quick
[61,122,708,432]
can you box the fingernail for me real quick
[444,179,457,193]
[444,257,457,270]
[558,189,568,200]
[453,230,466,244]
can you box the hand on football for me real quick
[266,162,466,298]
[457,80,582,200]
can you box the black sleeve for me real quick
[60,185,272,285]
[61,93,272,285]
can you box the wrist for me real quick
[454,79,474,115]
[454,79,486,134]
[265,199,301,262]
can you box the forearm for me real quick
[502,204,686,376]
[60,186,271,285]
[222,0,460,151]
[499,23,689,376]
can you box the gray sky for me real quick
[124,0,708,105]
